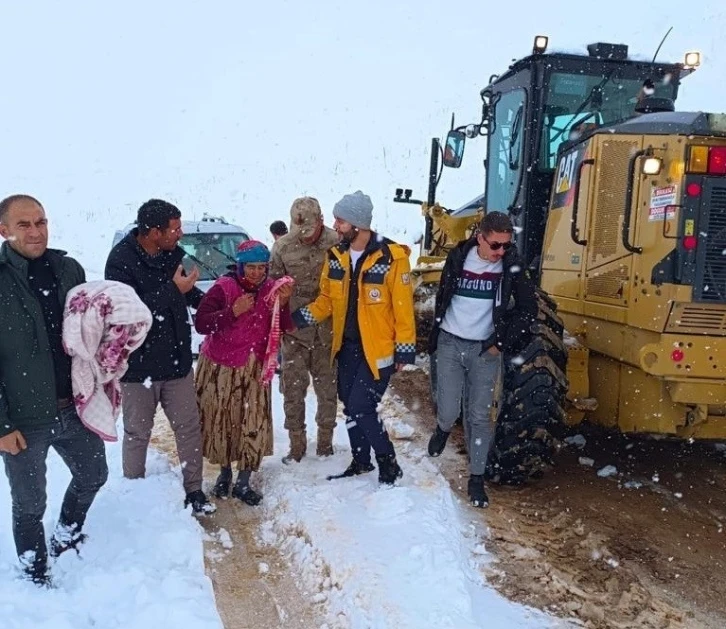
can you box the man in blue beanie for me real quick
[292,191,416,485]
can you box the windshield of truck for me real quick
[542,70,678,169]
[486,88,526,213]
[179,232,249,281]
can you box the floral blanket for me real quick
[63,280,152,441]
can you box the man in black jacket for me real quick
[105,199,214,515]
[426,212,537,507]
[0,194,108,585]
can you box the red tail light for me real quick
[671,349,684,362]
[683,235,698,250]
[710,147,726,175]
[686,182,702,196]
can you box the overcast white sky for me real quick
[1,0,724,272]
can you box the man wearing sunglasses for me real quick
[426,211,537,508]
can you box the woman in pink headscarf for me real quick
[194,240,293,505]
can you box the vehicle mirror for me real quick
[443,130,466,168]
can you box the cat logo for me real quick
[368,288,382,301]
[401,273,410,285]
[552,148,585,209]
[555,150,580,194]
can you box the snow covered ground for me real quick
[0,443,222,629]
[260,387,561,628]
[0,373,562,629]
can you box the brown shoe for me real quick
[282,431,307,464]
[316,428,334,457]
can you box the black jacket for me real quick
[0,243,85,436]
[428,238,538,355]
[105,230,203,382]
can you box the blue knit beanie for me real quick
[236,240,270,275]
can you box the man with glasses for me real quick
[105,199,215,515]
[426,211,537,508]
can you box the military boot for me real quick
[316,428,334,457]
[282,430,307,464]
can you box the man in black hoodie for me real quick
[426,212,537,508]
[105,199,214,514]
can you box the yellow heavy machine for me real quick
[395,37,726,483]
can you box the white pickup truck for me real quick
[111,214,251,355]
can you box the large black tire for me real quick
[484,289,569,485]
[413,281,438,354]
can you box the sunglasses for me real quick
[482,234,513,251]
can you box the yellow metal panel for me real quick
[540,270,582,302]
[678,418,726,439]
[588,137,643,266]
[617,365,682,434]
[582,301,627,325]
[667,380,726,405]
[639,333,726,378]
[665,302,726,335]
[587,355,620,429]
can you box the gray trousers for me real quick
[435,330,500,476]
[121,370,203,494]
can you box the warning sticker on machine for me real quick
[648,185,678,221]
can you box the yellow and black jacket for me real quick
[292,234,416,379]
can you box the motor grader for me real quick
[395,37,726,484]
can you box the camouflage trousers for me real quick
[281,335,338,434]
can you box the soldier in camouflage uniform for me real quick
[270,197,339,462]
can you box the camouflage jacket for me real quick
[270,226,339,346]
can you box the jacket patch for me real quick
[367,287,382,302]
[362,271,385,285]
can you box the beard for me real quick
[339,227,359,244]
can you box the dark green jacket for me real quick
[0,242,85,437]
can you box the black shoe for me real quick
[326,459,375,481]
[185,490,217,515]
[231,485,263,506]
[49,531,87,559]
[428,426,450,457]
[212,468,232,498]
[22,566,53,588]
[467,475,489,508]
[376,454,403,485]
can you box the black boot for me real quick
[428,426,450,457]
[467,475,489,508]
[231,471,262,506]
[376,454,403,485]
[184,490,217,515]
[326,459,375,481]
[23,565,52,588]
[49,522,87,559]
[19,553,51,588]
[212,466,232,498]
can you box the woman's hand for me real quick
[278,284,293,306]
[232,294,255,317]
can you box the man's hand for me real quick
[487,345,501,356]
[395,363,406,372]
[278,284,293,306]
[0,430,27,455]
[173,265,200,294]
[232,294,255,317]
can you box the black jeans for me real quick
[1,405,108,576]
[336,342,396,465]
